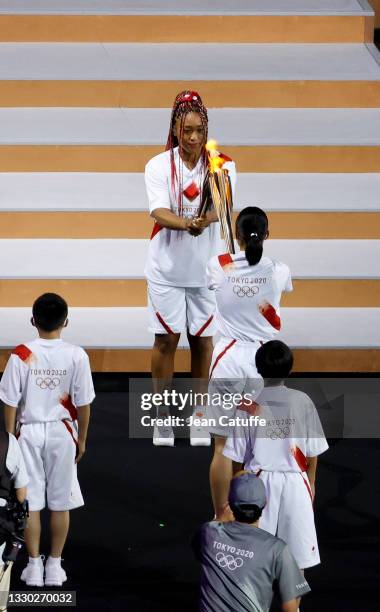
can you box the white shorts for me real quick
[207,337,264,438]
[258,471,320,569]
[18,421,84,512]
[147,281,216,336]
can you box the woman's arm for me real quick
[152,208,203,235]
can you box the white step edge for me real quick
[1,108,380,145]
[0,239,379,279]
[1,173,380,212]
[0,306,379,349]
[0,43,379,81]
[0,1,373,17]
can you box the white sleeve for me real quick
[145,158,171,214]
[6,434,29,489]
[283,264,293,293]
[71,351,95,407]
[0,355,22,408]
[206,256,224,291]
[276,262,292,293]
[305,398,329,457]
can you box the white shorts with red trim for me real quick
[18,421,84,511]
[207,337,263,438]
[257,470,320,569]
[147,280,216,336]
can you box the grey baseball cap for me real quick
[229,472,266,508]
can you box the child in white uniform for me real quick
[224,340,328,571]
[205,206,292,520]
[0,293,95,587]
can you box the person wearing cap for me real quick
[192,471,310,612]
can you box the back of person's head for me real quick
[235,207,269,266]
[229,504,263,524]
[228,471,266,524]
[32,293,68,332]
[255,340,294,379]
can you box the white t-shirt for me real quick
[0,338,95,424]
[144,147,236,287]
[206,253,292,342]
[223,385,329,472]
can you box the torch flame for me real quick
[206,139,225,173]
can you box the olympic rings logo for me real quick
[233,285,259,298]
[266,426,291,440]
[35,377,60,390]
[215,553,244,571]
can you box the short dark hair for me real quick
[32,293,68,332]
[255,340,294,379]
[230,504,262,524]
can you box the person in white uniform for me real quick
[224,340,329,579]
[205,206,292,520]
[0,293,95,587]
[145,90,236,446]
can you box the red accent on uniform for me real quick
[62,419,78,451]
[155,311,175,335]
[237,399,260,417]
[209,339,236,379]
[195,411,204,418]
[218,253,233,269]
[60,394,78,421]
[150,222,163,240]
[183,181,200,201]
[301,473,314,505]
[12,344,32,362]
[219,153,233,162]
[291,445,308,472]
[195,315,214,337]
[258,301,281,331]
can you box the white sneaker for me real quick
[44,557,67,587]
[21,556,44,587]
[153,424,175,447]
[190,410,211,447]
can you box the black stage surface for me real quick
[9,381,380,612]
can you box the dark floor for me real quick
[8,388,380,611]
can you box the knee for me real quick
[154,334,179,356]
[189,335,213,354]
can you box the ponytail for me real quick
[236,207,268,266]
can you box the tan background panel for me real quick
[1,348,376,373]
[1,81,380,109]
[0,211,379,239]
[1,280,379,308]
[0,15,369,43]
[0,280,146,307]
[0,347,379,371]
[1,145,380,172]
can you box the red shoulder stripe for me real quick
[12,344,32,362]
[218,253,233,269]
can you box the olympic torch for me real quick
[198,140,235,254]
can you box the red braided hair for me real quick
[166,90,208,217]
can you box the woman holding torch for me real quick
[144,90,236,446]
